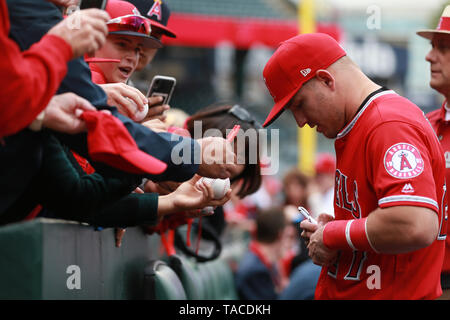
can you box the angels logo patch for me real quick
[384,143,424,179]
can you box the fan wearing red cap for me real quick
[263,33,446,300]
[307,153,335,219]
[417,5,450,299]
[124,0,177,124]
[126,0,176,71]
[85,0,161,124]
[87,0,161,84]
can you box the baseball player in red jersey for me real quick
[417,5,450,299]
[262,33,447,299]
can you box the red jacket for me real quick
[0,1,72,138]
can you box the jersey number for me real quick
[328,251,367,281]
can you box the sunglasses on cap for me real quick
[107,14,151,36]
[228,105,263,129]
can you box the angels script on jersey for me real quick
[335,169,361,218]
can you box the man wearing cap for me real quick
[262,33,446,299]
[92,0,177,123]
[417,5,450,299]
[128,0,176,70]
[126,0,177,121]
[86,0,161,119]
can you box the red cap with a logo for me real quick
[262,33,346,127]
[80,111,167,175]
[105,0,163,48]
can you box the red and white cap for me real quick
[417,5,450,40]
[105,0,162,48]
[80,110,167,175]
[262,33,346,127]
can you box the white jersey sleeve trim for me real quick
[378,195,438,210]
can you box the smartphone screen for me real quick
[79,0,107,10]
[147,76,176,106]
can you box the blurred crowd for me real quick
[0,0,334,301]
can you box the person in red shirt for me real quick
[261,33,446,299]
[0,0,109,138]
[417,5,450,299]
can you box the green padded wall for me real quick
[0,218,161,299]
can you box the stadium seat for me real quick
[168,255,205,300]
[143,260,187,300]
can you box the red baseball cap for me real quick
[262,33,346,127]
[315,153,336,174]
[106,0,163,48]
[80,110,167,175]
[128,0,177,38]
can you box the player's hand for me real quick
[142,96,169,122]
[307,225,339,267]
[43,93,98,134]
[196,137,238,179]
[301,213,334,245]
[48,9,110,58]
[100,83,148,119]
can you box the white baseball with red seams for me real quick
[132,103,149,122]
[200,177,231,199]
[126,97,148,122]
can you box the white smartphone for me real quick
[146,75,177,106]
[298,206,318,225]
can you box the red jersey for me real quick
[427,101,450,274]
[0,1,72,138]
[315,90,447,300]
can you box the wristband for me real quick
[323,218,378,253]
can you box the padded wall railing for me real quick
[0,218,161,299]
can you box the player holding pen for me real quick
[261,33,447,300]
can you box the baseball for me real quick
[126,97,148,122]
[200,177,231,199]
[133,103,149,122]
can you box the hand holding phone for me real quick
[147,75,176,106]
[298,207,318,225]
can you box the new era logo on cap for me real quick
[300,68,311,77]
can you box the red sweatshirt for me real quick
[0,0,73,138]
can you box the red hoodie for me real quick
[0,1,72,138]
